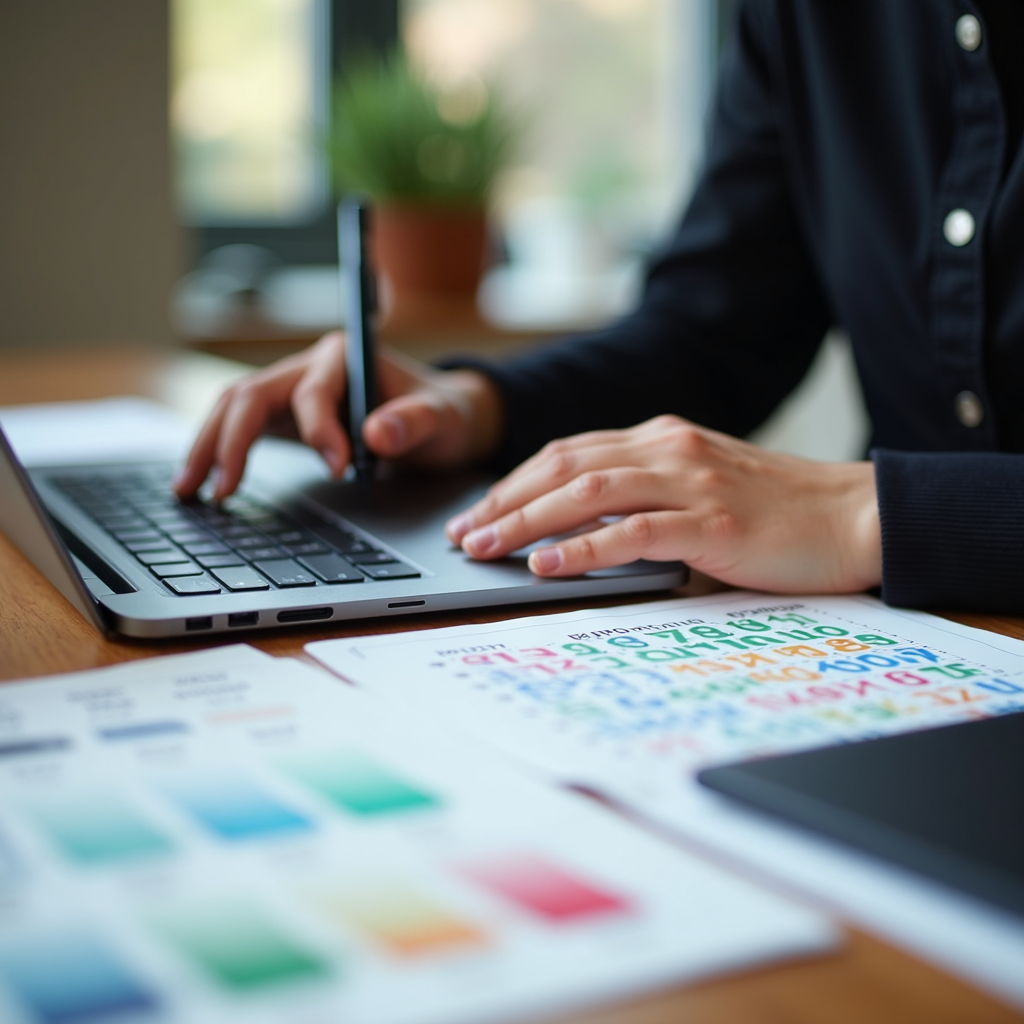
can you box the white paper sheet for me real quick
[308,592,1024,1008]
[0,647,834,1024]
[0,398,193,467]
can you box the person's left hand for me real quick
[445,415,882,593]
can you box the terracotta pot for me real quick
[372,204,488,297]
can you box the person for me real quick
[175,0,1024,614]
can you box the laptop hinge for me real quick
[52,519,136,595]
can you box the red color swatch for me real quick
[457,853,631,922]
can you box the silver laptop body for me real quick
[0,425,686,639]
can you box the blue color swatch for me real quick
[0,932,158,1023]
[97,721,188,742]
[161,776,312,841]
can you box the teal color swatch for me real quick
[151,903,328,991]
[281,750,439,817]
[26,795,173,866]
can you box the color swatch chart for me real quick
[308,594,1024,1008]
[310,593,1024,824]
[0,646,832,1024]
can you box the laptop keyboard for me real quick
[51,469,421,596]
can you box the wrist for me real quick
[845,461,882,590]
[444,369,504,466]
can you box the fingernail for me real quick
[530,547,563,573]
[377,412,407,452]
[171,469,186,492]
[464,525,498,556]
[447,513,473,542]
[320,449,341,476]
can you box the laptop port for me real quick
[228,612,259,628]
[277,607,333,623]
[185,616,213,631]
[388,600,426,609]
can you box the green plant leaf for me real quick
[330,52,516,207]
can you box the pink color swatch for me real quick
[456,853,631,922]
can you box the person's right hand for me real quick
[173,331,503,501]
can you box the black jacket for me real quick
[454,1,1024,613]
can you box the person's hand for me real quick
[445,415,881,593]
[173,331,502,501]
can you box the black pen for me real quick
[338,196,378,485]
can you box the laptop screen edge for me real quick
[0,423,110,636]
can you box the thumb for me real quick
[363,393,444,457]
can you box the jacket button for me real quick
[955,391,984,428]
[956,13,982,50]
[943,208,975,246]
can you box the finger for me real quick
[211,368,305,500]
[173,392,231,498]
[491,429,633,497]
[363,393,445,456]
[446,439,639,545]
[461,467,666,560]
[528,510,693,576]
[291,366,350,479]
[458,415,712,540]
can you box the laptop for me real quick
[0,423,686,639]
[698,711,1024,917]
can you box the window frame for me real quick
[187,0,399,267]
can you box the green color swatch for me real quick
[151,903,328,991]
[27,795,173,866]
[281,750,439,817]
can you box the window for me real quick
[171,0,398,264]
[172,0,720,320]
[173,0,329,224]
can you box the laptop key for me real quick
[243,546,287,561]
[165,574,222,595]
[112,527,163,542]
[210,565,271,591]
[146,508,190,522]
[136,548,186,565]
[360,561,421,580]
[283,541,329,557]
[346,551,396,565]
[309,527,372,555]
[267,529,306,544]
[233,534,273,549]
[96,514,149,531]
[124,538,172,553]
[183,541,231,556]
[252,559,317,587]
[196,553,244,569]
[150,561,203,578]
[220,524,260,539]
[166,529,212,546]
[187,506,233,526]
[298,553,364,584]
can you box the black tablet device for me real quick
[697,712,1024,917]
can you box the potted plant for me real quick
[330,53,514,311]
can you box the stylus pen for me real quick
[338,196,378,485]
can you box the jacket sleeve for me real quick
[873,450,1024,613]
[443,0,833,472]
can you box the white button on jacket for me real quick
[955,390,984,428]
[943,208,976,246]
[955,13,982,51]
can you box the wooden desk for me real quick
[1,347,1020,1024]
